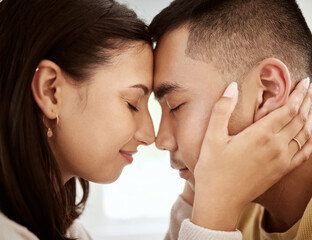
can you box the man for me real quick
[150,0,312,239]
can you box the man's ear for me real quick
[31,60,63,120]
[254,58,291,122]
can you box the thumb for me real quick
[205,82,239,142]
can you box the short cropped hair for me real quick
[150,0,312,83]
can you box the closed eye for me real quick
[128,103,139,112]
[170,104,183,113]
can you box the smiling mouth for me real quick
[119,150,137,164]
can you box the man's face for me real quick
[154,27,257,185]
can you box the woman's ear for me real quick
[254,58,291,122]
[31,60,63,120]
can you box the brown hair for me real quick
[0,0,151,239]
[150,0,312,83]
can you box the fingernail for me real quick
[303,77,310,88]
[223,82,238,98]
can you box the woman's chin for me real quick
[87,168,124,184]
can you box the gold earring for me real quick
[42,115,56,138]
[47,114,59,137]
[47,128,53,138]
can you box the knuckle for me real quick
[269,140,285,159]
[257,132,272,146]
[276,143,285,154]
[273,143,284,157]
[298,110,308,124]
[303,151,310,162]
[288,102,299,118]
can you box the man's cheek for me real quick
[177,118,206,168]
[181,144,200,173]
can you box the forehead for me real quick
[153,26,222,95]
[90,43,154,93]
[153,27,189,89]
[115,44,153,89]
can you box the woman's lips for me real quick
[119,150,136,164]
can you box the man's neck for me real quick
[254,156,312,233]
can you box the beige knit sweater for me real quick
[0,196,242,240]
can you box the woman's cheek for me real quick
[115,112,137,144]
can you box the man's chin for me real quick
[179,169,195,187]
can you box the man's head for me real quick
[151,0,312,185]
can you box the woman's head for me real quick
[33,44,155,184]
[0,0,154,239]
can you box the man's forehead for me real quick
[153,47,190,96]
[153,26,190,66]
[152,27,221,100]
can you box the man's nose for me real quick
[155,118,177,151]
[134,112,155,145]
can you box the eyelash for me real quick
[128,103,139,112]
[170,104,183,113]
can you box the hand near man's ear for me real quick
[191,78,312,231]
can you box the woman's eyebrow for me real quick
[130,84,150,95]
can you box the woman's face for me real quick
[51,44,155,183]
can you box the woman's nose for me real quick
[134,113,155,145]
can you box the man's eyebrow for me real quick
[130,84,150,95]
[154,82,184,100]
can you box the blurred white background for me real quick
[79,1,312,239]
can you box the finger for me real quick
[288,137,303,158]
[254,78,310,134]
[205,82,238,142]
[289,136,312,171]
[279,83,312,143]
[288,97,312,157]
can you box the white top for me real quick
[0,196,242,240]
[166,196,242,240]
[0,212,91,240]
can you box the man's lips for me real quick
[120,150,137,164]
[179,167,190,178]
[171,159,191,178]
[171,162,187,170]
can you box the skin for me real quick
[154,26,286,183]
[30,30,311,232]
[32,43,155,184]
[154,26,312,232]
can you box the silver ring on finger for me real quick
[292,137,302,151]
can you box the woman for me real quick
[0,0,311,239]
